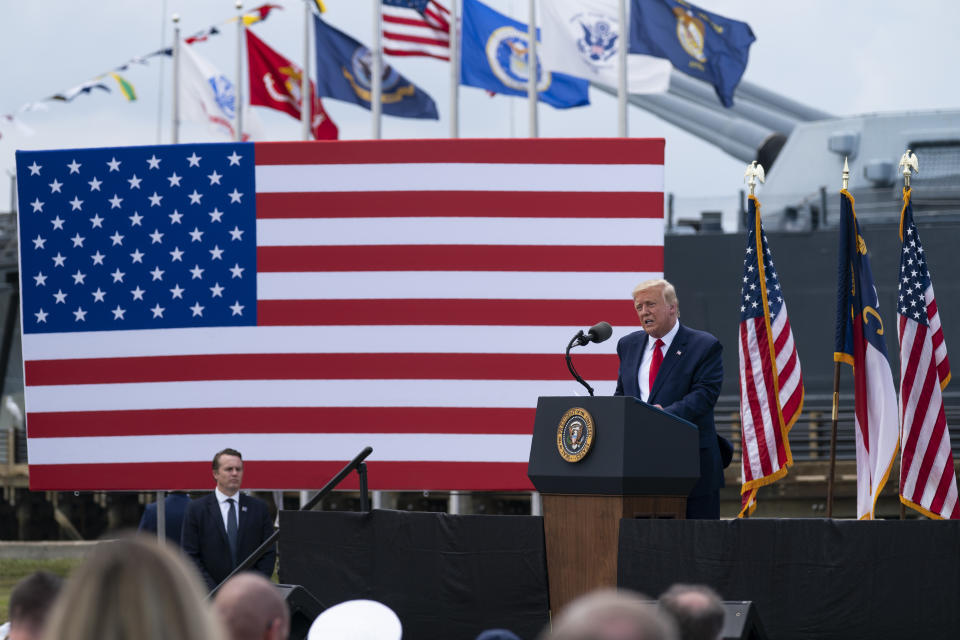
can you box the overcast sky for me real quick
[3,0,960,216]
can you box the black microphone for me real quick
[574,321,613,346]
[566,321,614,396]
[585,321,612,344]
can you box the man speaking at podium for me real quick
[614,279,725,519]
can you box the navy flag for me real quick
[628,0,754,107]
[313,15,439,119]
[460,0,589,109]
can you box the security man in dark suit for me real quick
[614,279,725,519]
[138,491,191,545]
[181,448,276,590]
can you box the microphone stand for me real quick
[566,332,595,396]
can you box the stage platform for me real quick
[279,510,960,639]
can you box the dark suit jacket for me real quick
[614,324,724,505]
[180,492,276,590]
[138,492,190,545]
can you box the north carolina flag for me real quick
[835,189,899,519]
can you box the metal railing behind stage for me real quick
[207,446,373,599]
[714,392,960,462]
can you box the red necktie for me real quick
[648,339,665,395]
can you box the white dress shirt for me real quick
[638,321,680,402]
[215,487,241,532]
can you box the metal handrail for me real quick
[207,446,373,598]
[715,392,960,462]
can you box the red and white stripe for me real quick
[899,284,960,519]
[382,0,451,60]
[737,201,803,516]
[739,302,803,512]
[23,138,664,491]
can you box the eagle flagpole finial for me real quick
[899,149,919,189]
[743,160,765,196]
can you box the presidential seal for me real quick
[556,407,595,463]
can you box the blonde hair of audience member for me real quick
[41,535,226,640]
[542,588,678,640]
[214,572,290,640]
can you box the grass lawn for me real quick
[0,557,82,619]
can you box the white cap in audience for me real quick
[307,599,402,640]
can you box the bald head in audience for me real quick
[213,573,289,640]
[658,584,724,640]
[542,588,677,640]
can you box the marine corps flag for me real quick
[835,189,900,520]
[246,29,338,140]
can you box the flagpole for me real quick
[156,0,168,143]
[827,157,850,519]
[449,0,460,138]
[172,14,180,144]
[617,0,628,137]
[526,0,538,138]
[302,0,312,140]
[235,0,245,142]
[371,0,382,139]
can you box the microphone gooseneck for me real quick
[565,321,613,396]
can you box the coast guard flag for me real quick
[15,138,664,491]
[313,15,438,119]
[737,196,803,516]
[628,0,754,107]
[461,0,589,109]
[896,188,960,519]
[835,189,899,519]
[540,0,671,94]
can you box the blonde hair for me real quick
[42,535,225,640]
[632,278,678,308]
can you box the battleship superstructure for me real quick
[597,72,960,229]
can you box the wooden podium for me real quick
[528,396,700,613]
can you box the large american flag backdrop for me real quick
[15,138,663,491]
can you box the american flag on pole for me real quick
[737,195,803,516]
[382,0,451,60]
[16,138,663,491]
[836,189,900,519]
[896,187,960,519]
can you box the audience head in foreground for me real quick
[214,572,289,640]
[658,584,725,640]
[307,599,402,640]
[41,535,225,640]
[6,571,63,640]
[542,588,678,640]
